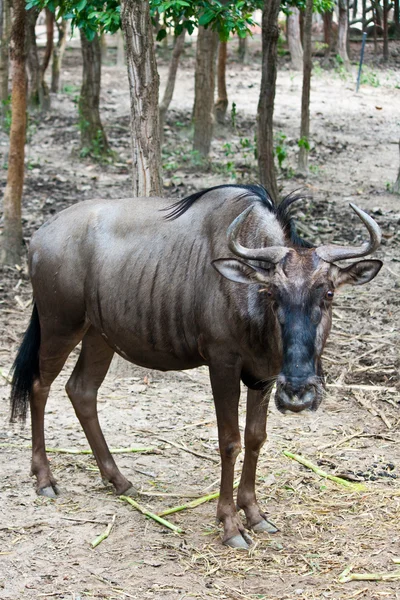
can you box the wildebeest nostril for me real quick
[283,378,311,397]
[275,376,322,414]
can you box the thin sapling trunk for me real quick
[287,6,303,71]
[78,30,110,158]
[215,40,228,124]
[394,140,400,194]
[322,10,333,65]
[298,0,313,174]
[193,26,218,158]
[42,8,54,75]
[1,0,26,266]
[51,19,68,93]
[159,27,186,143]
[338,0,351,70]
[237,35,247,63]
[257,0,281,202]
[121,0,162,196]
[0,0,11,119]
[383,0,389,62]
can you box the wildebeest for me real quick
[10,184,382,549]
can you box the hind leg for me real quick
[31,326,87,497]
[65,327,133,495]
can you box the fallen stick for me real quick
[91,514,116,548]
[158,481,240,517]
[157,436,219,463]
[317,431,397,451]
[283,451,366,491]
[138,490,202,499]
[158,492,220,516]
[327,383,397,393]
[338,565,400,583]
[109,446,160,455]
[62,517,109,525]
[0,443,158,455]
[353,391,392,429]
[119,495,183,534]
[174,419,215,431]
[0,520,54,531]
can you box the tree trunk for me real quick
[394,140,400,194]
[116,29,125,66]
[51,19,68,93]
[372,5,378,56]
[372,1,382,26]
[26,7,41,108]
[298,0,313,174]
[287,6,303,70]
[0,0,11,120]
[159,27,186,143]
[78,30,109,155]
[394,0,400,39]
[362,0,367,31]
[257,0,280,202]
[237,35,247,63]
[338,0,351,70]
[299,9,304,46]
[383,0,389,62]
[26,7,50,111]
[323,10,333,64]
[1,0,26,266]
[193,26,218,158]
[121,0,162,196]
[100,32,107,63]
[42,8,54,75]
[215,40,228,124]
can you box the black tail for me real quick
[10,303,41,422]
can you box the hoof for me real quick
[38,485,59,498]
[116,482,137,496]
[252,518,279,534]
[224,533,253,550]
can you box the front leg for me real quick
[237,387,278,534]
[209,355,252,549]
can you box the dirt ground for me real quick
[0,35,400,600]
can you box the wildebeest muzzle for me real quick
[275,374,323,413]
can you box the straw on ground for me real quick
[119,495,184,534]
[338,565,400,583]
[91,514,116,549]
[283,450,367,491]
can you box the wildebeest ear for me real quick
[211,258,271,284]
[336,259,383,287]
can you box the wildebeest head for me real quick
[213,203,382,414]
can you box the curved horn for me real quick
[316,204,381,263]
[227,206,289,264]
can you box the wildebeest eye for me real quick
[326,290,334,300]
[260,288,273,298]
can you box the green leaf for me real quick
[76,0,87,12]
[198,9,215,26]
[84,27,96,41]
[156,28,167,41]
[184,20,195,35]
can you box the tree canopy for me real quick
[25,0,265,41]
[281,0,335,14]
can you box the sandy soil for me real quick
[0,37,399,600]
